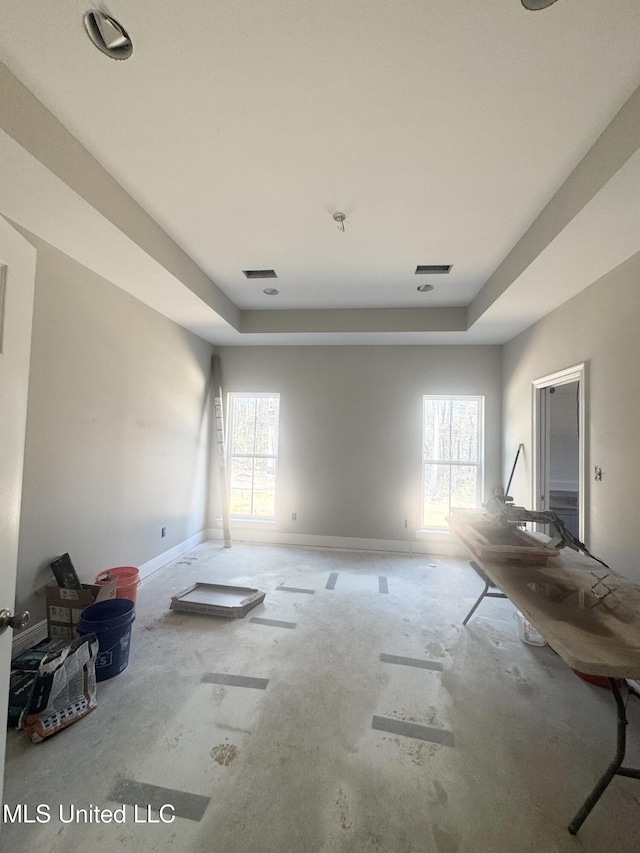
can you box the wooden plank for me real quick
[467,553,640,677]
[212,355,231,548]
[479,553,640,678]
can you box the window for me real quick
[228,394,280,519]
[422,396,484,529]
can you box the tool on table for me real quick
[484,495,610,570]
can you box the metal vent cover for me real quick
[242,270,278,279]
[522,0,560,9]
[84,11,133,60]
[415,265,452,275]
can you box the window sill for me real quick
[416,528,452,536]
[227,517,279,527]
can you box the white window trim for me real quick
[227,392,280,521]
[420,394,485,532]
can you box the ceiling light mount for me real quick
[263,288,279,296]
[333,212,347,233]
[417,284,435,293]
[84,10,133,60]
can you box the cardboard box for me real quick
[46,580,117,640]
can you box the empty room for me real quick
[1,1,640,851]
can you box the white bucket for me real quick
[514,610,546,646]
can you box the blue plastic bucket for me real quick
[77,599,135,681]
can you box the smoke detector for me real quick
[84,11,133,60]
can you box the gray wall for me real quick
[211,345,502,545]
[16,237,213,621]
[502,249,640,582]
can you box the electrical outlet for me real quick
[161,527,167,537]
[404,519,408,528]
[594,466,602,481]
[291,512,297,521]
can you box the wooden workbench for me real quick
[449,512,640,834]
[473,551,640,679]
[450,511,640,678]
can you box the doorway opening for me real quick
[532,364,586,542]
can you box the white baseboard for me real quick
[11,618,48,659]
[138,529,209,581]
[204,527,467,557]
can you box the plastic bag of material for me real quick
[21,633,99,742]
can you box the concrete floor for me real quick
[3,542,640,851]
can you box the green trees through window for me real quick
[423,396,483,528]
[228,394,280,518]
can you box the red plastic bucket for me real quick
[95,566,140,605]
[572,670,625,690]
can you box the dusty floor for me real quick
[3,542,640,851]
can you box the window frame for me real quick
[226,392,280,521]
[421,394,485,530]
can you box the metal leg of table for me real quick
[462,579,508,626]
[568,678,640,835]
[463,561,508,625]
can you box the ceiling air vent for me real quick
[415,265,452,275]
[242,269,278,279]
[522,0,560,9]
[84,11,133,60]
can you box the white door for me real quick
[0,217,36,813]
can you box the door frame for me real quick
[0,217,36,818]
[531,363,587,542]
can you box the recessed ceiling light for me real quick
[84,11,133,60]
[243,269,277,279]
[521,0,560,9]
[263,288,279,296]
[417,284,435,293]
[415,265,452,275]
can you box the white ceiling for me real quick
[1,0,640,345]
